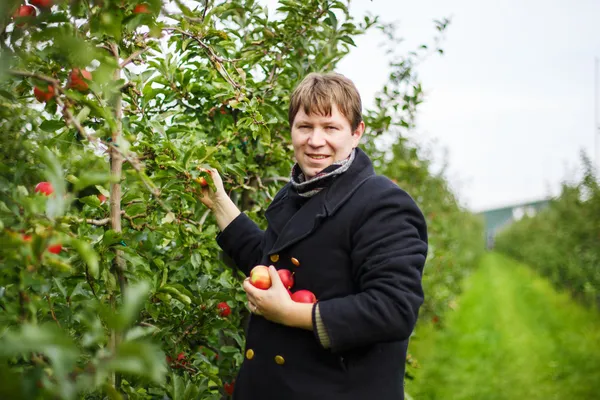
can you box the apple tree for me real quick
[0,0,471,398]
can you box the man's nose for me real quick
[307,128,326,147]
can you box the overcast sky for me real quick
[264,0,600,211]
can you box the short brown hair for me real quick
[288,72,363,131]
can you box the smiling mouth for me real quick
[307,154,329,160]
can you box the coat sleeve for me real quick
[316,178,428,353]
[216,212,265,277]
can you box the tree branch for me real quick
[263,176,289,184]
[120,47,150,68]
[8,69,171,214]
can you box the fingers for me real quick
[247,301,261,315]
[267,265,283,288]
[243,278,260,304]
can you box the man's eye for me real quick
[299,125,310,129]
[326,126,338,130]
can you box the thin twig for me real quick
[86,269,98,299]
[263,176,289,184]
[120,47,150,68]
[46,295,61,328]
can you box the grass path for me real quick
[407,252,600,400]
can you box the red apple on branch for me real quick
[291,290,317,304]
[34,85,55,103]
[249,265,271,289]
[277,269,294,289]
[67,68,92,92]
[30,0,53,9]
[13,5,36,27]
[35,181,54,196]
[133,4,151,14]
[217,302,231,317]
[224,381,235,396]
[48,244,62,254]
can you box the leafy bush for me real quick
[495,153,600,306]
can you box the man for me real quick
[199,72,428,399]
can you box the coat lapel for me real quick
[264,147,376,256]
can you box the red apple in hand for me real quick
[291,290,317,304]
[277,269,294,289]
[34,85,55,102]
[196,177,208,187]
[35,181,54,196]
[249,265,271,290]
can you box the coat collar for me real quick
[265,147,375,255]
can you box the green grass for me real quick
[406,252,600,400]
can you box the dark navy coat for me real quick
[216,147,428,400]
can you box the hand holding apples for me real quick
[243,265,295,323]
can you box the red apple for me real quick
[22,234,32,242]
[48,244,62,254]
[291,290,317,304]
[30,0,53,9]
[277,269,294,289]
[224,381,235,396]
[35,181,54,196]
[249,265,271,290]
[133,4,151,14]
[217,302,231,317]
[67,68,92,92]
[97,194,107,203]
[13,5,36,27]
[197,177,208,187]
[33,85,55,103]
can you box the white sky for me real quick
[263,0,600,211]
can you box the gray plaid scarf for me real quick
[290,148,356,197]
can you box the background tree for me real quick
[0,0,482,398]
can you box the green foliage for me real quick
[408,253,600,399]
[0,0,478,398]
[495,153,600,306]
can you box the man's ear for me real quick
[352,120,365,140]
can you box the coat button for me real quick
[246,349,254,360]
[270,254,279,262]
[291,257,300,267]
[274,355,285,365]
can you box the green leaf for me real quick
[125,325,159,341]
[119,280,151,329]
[40,120,65,132]
[107,340,166,384]
[102,230,123,247]
[0,323,78,380]
[326,10,338,30]
[74,171,111,192]
[69,238,100,278]
[339,36,356,46]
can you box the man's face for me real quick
[291,104,364,179]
